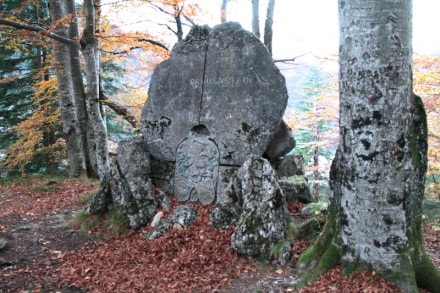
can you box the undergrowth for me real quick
[74,208,129,235]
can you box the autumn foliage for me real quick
[4,78,64,173]
[414,55,440,198]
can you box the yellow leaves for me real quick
[413,56,440,101]
[3,77,64,172]
[112,89,148,120]
[48,13,76,32]
[0,26,30,52]
[34,78,58,103]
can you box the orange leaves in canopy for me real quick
[99,29,170,64]
[4,78,64,172]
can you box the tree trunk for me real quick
[312,124,319,202]
[64,0,98,178]
[220,0,228,23]
[296,0,440,292]
[174,10,183,41]
[81,0,109,179]
[47,0,86,177]
[263,0,275,56]
[251,0,260,38]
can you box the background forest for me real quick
[0,0,439,200]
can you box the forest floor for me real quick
[0,176,439,292]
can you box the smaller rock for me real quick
[85,136,158,230]
[273,154,305,177]
[145,221,173,240]
[157,189,172,211]
[169,205,197,227]
[145,205,197,240]
[296,218,322,240]
[278,176,312,203]
[301,202,329,216]
[151,211,164,227]
[0,237,7,251]
[229,156,291,261]
[264,120,296,161]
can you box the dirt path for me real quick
[0,207,92,291]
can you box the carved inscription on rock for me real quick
[174,134,219,204]
[189,76,255,89]
[141,22,289,166]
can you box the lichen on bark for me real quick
[297,1,440,292]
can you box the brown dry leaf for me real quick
[275,268,284,275]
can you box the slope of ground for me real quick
[0,176,438,292]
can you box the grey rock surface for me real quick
[273,154,305,177]
[141,22,288,166]
[210,174,243,229]
[145,205,197,240]
[264,120,296,161]
[169,205,198,227]
[85,136,158,229]
[278,176,312,203]
[174,127,219,204]
[211,156,291,258]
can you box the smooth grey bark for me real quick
[47,0,86,177]
[297,0,440,292]
[63,0,97,178]
[220,0,228,23]
[263,0,275,55]
[312,126,319,201]
[81,0,109,179]
[251,0,260,38]
[2,1,135,179]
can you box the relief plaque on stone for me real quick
[174,126,219,204]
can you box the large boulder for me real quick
[141,22,289,204]
[141,22,288,166]
[85,136,158,229]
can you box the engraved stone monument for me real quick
[174,125,219,204]
[141,22,292,204]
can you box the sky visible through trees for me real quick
[102,0,440,58]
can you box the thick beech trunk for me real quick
[81,0,109,179]
[64,0,98,178]
[48,0,86,177]
[297,1,440,292]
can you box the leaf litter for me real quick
[0,177,438,292]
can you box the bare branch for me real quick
[0,18,78,47]
[273,53,307,63]
[138,38,169,51]
[99,87,140,130]
[183,14,195,26]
